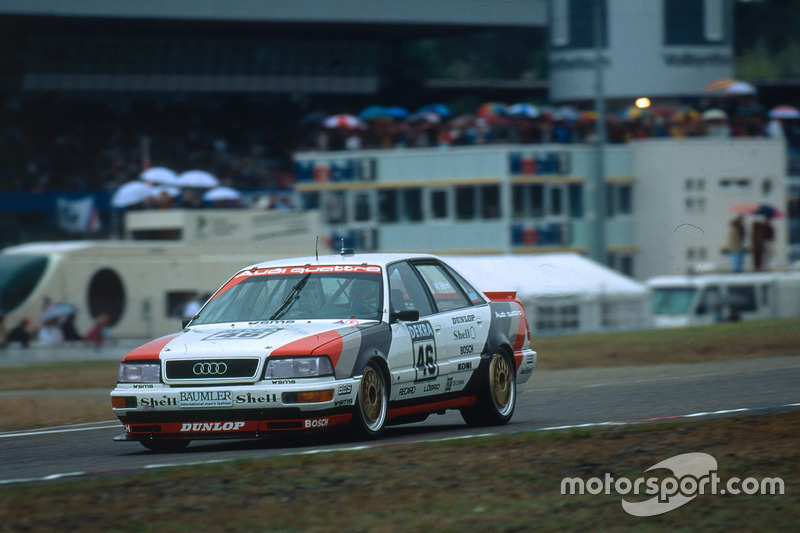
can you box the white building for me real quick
[294,137,787,281]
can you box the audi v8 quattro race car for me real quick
[111,252,537,451]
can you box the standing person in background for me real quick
[84,313,111,347]
[761,215,775,269]
[37,317,64,345]
[61,312,83,343]
[726,214,746,273]
[0,311,8,347]
[751,215,775,271]
[7,317,35,348]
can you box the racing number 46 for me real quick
[408,320,438,382]
[414,340,438,381]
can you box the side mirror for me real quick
[390,309,420,324]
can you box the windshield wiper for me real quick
[269,274,311,320]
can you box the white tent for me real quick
[445,253,652,335]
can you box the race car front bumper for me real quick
[111,377,360,440]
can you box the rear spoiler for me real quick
[484,291,518,302]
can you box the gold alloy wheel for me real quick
[359,365,385,430]
[489,352,512,415]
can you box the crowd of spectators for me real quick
[1,94,798,195]
[300,97,800,175]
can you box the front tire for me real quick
[354,361,388,437]
[461,348,516,426]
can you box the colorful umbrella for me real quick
[416,103,451,117]
[552,105,580,122]
[508,103,540,118]
[358,105,389,120]
[385,106,410,119]
[704,78,757,96]
[768,105,800,119]
[323,114,363,129]
[619,106,648,120]
[728,203,785,219]
[477,102,508,119]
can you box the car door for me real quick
[385,260,444,401]
[409,260,489,393]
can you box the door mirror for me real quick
[390,309,420,324]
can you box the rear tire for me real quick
[140,439,191,453]
[461,348,516,426]
[354,361,388,437]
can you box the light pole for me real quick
[593,0,607,266]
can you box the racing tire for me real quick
[461,348,516,427]
[353,361,388,438]
[139,439,191,453]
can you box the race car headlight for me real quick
[264,356,334,379]
[117,362,161,383]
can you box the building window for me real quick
[719,178,751,192]
[550,186,563,216]
[482,186,501,219]
[455,186,476,220]
[618,185,632,214]
[531,185,544,217]
[535,302,580,332]
[353,192,372,222]
[762,178,773,197]
[429,189,449,219]
[568,184,584,218]
[378,190,398,223]
[512,185,526,218]
[401,189,422,222]
[665,0,730,45]
[552,0,607,50]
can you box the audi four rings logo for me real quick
[193,362,228,376]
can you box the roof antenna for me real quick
[340,236,353,256]
[338,190,353,256]
[315,235,319,261]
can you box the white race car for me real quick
[111,252,537,451]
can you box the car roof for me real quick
[242,252,442,271]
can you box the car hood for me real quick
[123,320,375,362]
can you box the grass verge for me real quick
[1,409,797,531]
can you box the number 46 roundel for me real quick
[407,321,438,381]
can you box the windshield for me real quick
[0,254,49,313]
[651,287,697,316]
[192,268,383,324]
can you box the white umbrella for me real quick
[40,302,77,323]
[203,186,242,202]
[177,170,219,189]
[701,108,727,121]
[140,167,179,186]
[111,181,154,208]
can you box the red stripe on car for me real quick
[122,334,180,361]
[269,329,344,367]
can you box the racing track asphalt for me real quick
[1,355,800,484]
